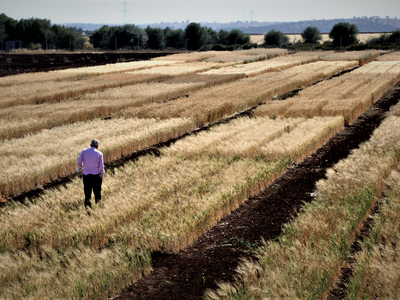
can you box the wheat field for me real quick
[1,50,399,299]
[122,61,358,125]
[0,114,344,299]
[255,61,400,123]
[206,111,400,300]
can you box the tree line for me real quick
[0,13,86,50]
[0,13,399,51]
[90,23,253,51]
[265,23,400,50]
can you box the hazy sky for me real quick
[2,0,400,25]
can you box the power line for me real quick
[121,1,129,24]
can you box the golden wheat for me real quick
[206,114,400,300]
[375,51,400,61]
[0,113,354,299]
[256,61,400,123]
[0,62,229,109]
[0,118,196,198]
[203,49,288,63]
[122,61,358,126]
[321,50,383,65]
[0,73,243,141]
[0,60,180,87]
[344,170,400,299]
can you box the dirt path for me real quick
[115,84,400,299]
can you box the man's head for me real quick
[90,139,99,148]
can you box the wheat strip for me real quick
[0,118,196,198]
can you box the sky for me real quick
[2,0,400,25]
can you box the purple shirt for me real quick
[78,147,104,178]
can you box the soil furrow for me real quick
[115,83,400,299]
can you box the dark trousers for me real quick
[83,174,102,206]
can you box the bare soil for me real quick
[0,51,183,77]
[116,83,400,299]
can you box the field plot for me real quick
[207,105,400,300]
[0,118,196,198]
[344,170,400,299]
[122,61,358,125]
[0,60,180,87]
[0,115,344,299]
[320,49,383,65]
[376,50,400,61]
[152,49,288,63]
[256,61,400,123]
[0,61,230,109]
[2,51,398,300]
[0,54,351,141]
[0,73,243,141]
[203,48,288,63]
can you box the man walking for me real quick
[78,139,104,208]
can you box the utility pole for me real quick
[248,10,255,33]
[121,1,129,24]
[46,38,48,51]
[115,37,117,50]
[69,38,72,51]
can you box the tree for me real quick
[301,26,322,44]
[387,29,400,43]
[329,22,359,47]
[218,29,229,45]
[163,27,185,49]
[264,30,289,46]
[185,22,206,50]
[204,27,219,45]
[225,29,250,45]
[146,26,164,49]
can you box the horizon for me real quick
[2,0,399,26]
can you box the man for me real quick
[78,139,104,208]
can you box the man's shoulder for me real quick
[94,149,103,156]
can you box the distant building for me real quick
[5,40,25,52]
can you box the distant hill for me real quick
[62,16,400,35]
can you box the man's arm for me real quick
[78,151,84,168]
[99,153,105,178]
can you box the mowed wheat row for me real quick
[122,61,358,125]
[255,61,400,123]
[0,60,181,87]
[0,118,196,198]
[0,115,344,299]
[0,61,232,109]
[0,54,320,141]
[152,48,288,62]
